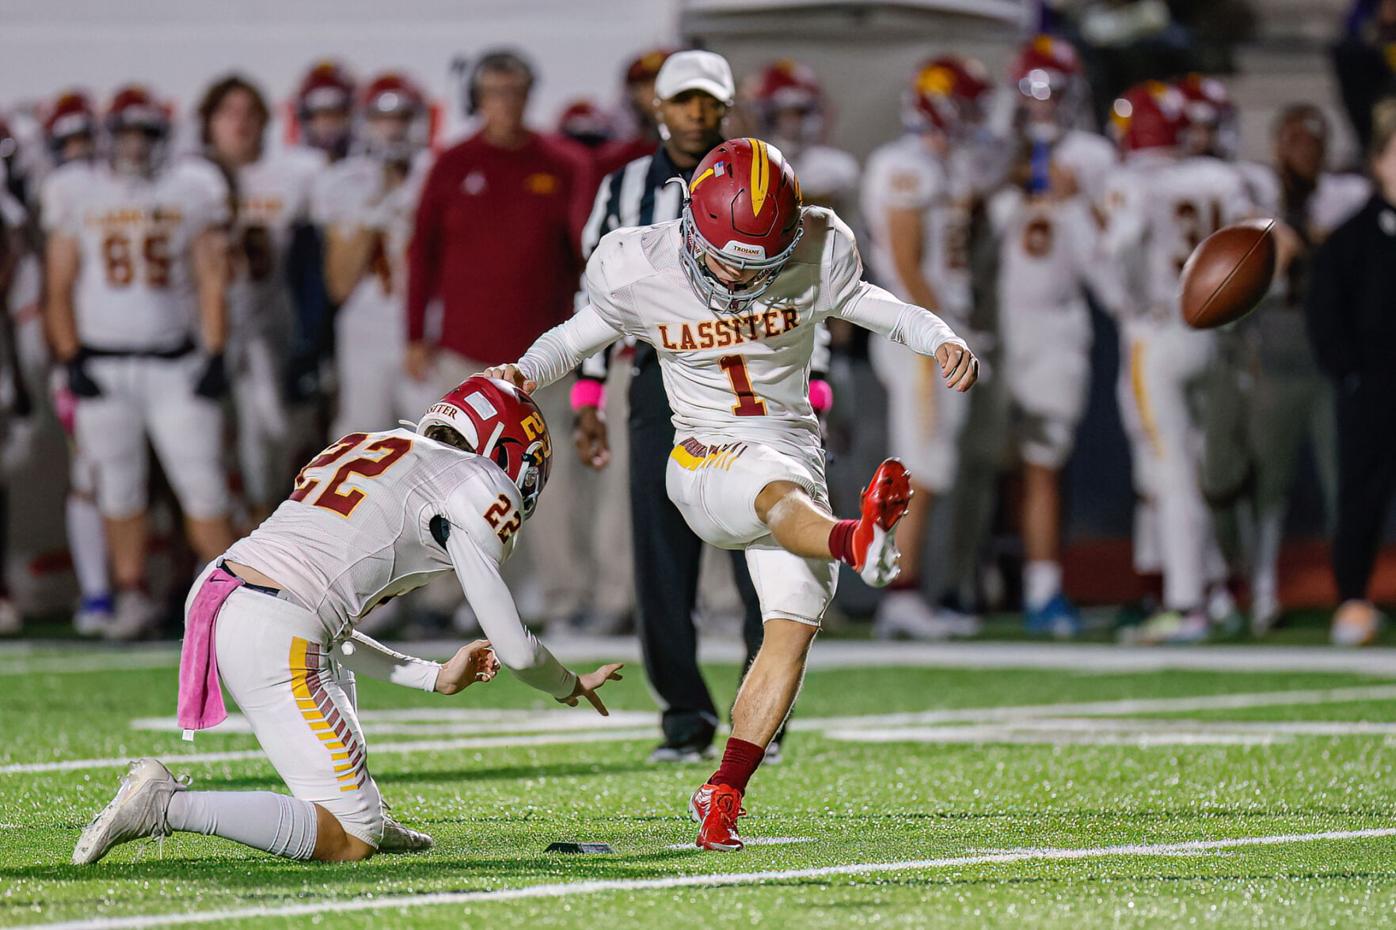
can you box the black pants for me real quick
[1333,376,1396,602]
[628,356,765,747]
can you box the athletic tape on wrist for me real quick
[571,380,605,411]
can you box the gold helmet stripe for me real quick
[747,137,770,217]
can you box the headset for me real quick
[464,48,536,115]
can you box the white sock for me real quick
[66,495,110,600]
[1023,560,1061,611]
[167,791,318,860]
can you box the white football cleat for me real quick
[378,813,434,853]
[103,590,159,641]
[1332,600,1383,647]
[73,759,183,865]
[0,598,19,636]
[73,597,114,637]
[873,592,978,641]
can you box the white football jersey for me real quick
[311,152,430,324]
[1101,152,1254,321]
[861,134,974,321]
[991,128,1122,327]
[990,188,1100,330]
[551,207,960,451]
[225,428,522,640]
[228,147,326,338]
[41,158,229,352]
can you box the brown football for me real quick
[1179,219,1277,329]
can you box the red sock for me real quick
[709,737,765,793]
[827,519,858,566]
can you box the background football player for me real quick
[1102,81,1253,644]
[42,85,236,640]
[314,72,433,442]
[989,36,1120,636]
[746,59,860,213]
[200,74,327,525]
[860,55,990,640]
[38,90,111,634]
[73,376,623,865]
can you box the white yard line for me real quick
[10,683,1396,775]
[11,828,1396,930]
[827,726,1279,746]
[0,729,656,775]
[6,638,1396,676]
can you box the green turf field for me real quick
[4,642,1396,929]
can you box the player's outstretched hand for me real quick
[936,343,979,393]
[574,406,611,470]
[477,364,538,394]
[559,663,624,715]
[435,640,500,695]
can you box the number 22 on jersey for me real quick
[290,433,412,517]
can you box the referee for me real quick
[572,51,808,762]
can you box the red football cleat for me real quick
[851,458,912,587]
[690,783,745,851]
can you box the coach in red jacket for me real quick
[405,49,587,383]
[404,48,590,629]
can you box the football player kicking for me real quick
[73,377,623,865]
[484,137,978,850]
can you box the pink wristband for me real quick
[809,378,834,414]
[570,379,606,411]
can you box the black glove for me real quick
[193,352,229,399]
[66,352,102,398]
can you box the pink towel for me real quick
[177,567,245,740]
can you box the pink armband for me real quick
[809,379,834,414]
[570,379,606,411]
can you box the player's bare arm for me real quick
[192,226,229,355]
[885,204,945,313]
[42,231,82,362]
[324,223,382,305]
[573,405,610,470]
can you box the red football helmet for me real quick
[1010,34,1082,100]
[625,48,674,86]
[681,137,804,312]
[557,99,614,148]
[1175,73,1237,158]
[361,72,426,118]
[296,61,355,117]
[1109,81,1185,153]
[106,85,170,136]
[44,90,97,156]
[751,59,825,144]
[905,55,991,134]
[418,377,553,520]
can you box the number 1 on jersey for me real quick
[719,354,767,417]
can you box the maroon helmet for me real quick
[418,377,553,520]
[905,55,991,134]
[1110,81,1186,153]
[44,90,98,161]
[680,137,804,312]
